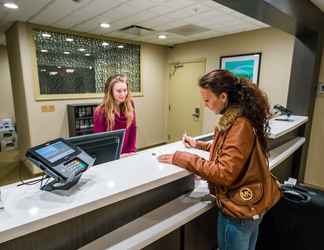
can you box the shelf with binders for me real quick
[67,103,99,137]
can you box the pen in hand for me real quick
[182,131,191,148]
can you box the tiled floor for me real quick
[0,150,35,186]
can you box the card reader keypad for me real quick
[66,159,87,174]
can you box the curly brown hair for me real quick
[199,69,271,153]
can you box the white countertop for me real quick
[267,115,308,139]
[191,115,308,141]
[0,133,306,244]
[79,136,306,250]
[0,141,208,244]
[79,183,214,250]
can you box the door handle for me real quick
[192,107,200,119]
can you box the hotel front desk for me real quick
[0,115,308,250]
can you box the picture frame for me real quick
[220,53,262,85]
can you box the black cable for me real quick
[17,158,49,187]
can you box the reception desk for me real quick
[0,115,308,250]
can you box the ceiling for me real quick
[311,0,324,12]
[0,0,269,46]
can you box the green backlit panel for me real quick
[33,29,141,95]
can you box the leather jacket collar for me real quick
[215,106,241,132]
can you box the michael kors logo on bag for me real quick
[240,187,253,201]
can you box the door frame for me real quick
[167,58,207,141]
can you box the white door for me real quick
[168,61,205,142]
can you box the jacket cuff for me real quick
[172,151,195,171]
[196,141,209,150]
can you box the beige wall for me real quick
[6,23,296,175]
[0,32,5,45]
[0,46,15,120]
[305,49,324,188]
[6,23,168,174]
[168,27,295,133]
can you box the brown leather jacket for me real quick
[173,107,254,191]
[173,107,282,218]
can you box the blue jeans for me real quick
[217,211,263,250]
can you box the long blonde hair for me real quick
[101,74,134,130]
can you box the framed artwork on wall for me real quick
[220,53,262,85]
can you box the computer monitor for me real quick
[66,129,125,165]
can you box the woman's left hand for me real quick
[157,154,174,164]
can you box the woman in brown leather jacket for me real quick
[158,69,278,250]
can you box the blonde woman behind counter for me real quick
[93,74,137,156]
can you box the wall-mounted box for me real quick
[319,83,324,94]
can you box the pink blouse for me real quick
[93,106,136,154]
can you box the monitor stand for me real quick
[41,175,81,191]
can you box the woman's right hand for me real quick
[182,134,197,148]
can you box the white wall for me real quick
[6,23,168,175]
[0,46,15,120]
[0,32,5,45]
[305,48,324,188]
[168,27,295,133]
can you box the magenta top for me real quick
[93,106,136,154]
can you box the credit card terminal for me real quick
[26,138,95,191]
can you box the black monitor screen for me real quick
[66,129,125,165]
[35,141,76,163]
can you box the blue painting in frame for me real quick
[220,53,261,85]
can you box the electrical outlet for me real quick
[41,105,55,112]
[319,83,324,94]
[48,105,55,112]
[41,105,48,112]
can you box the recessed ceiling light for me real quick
[158,34,167,39]
[66,69,75,73]
[49,71,58,76]
[66,38,74,42]
[100,23,110,28]
[3,2,18,9]
[78,48,86,52]
[85,53,91,56]
[40,69,46,72]
[64,51,70,55]
[57,66,62,69]
[40,49,48,53]
[117,45,124,49]
[102,42,109,46]
[89,66,93,70]
[42,33,51,38]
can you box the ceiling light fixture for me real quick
[117,45,124,48]
[102,42,109,46]
[85,53,91,56]
[49,71,58,76]
[78,48,86,52]
[42,33,51,38]
[100,23,110,29]
[66,69,75,73]
[158,34,167,39]
[63,51,70,55]
[3,2,18,9]
[66,38,74,42]
[40,49,48,53]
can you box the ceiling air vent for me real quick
[167,24,210,36]
[119,25,154,36]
